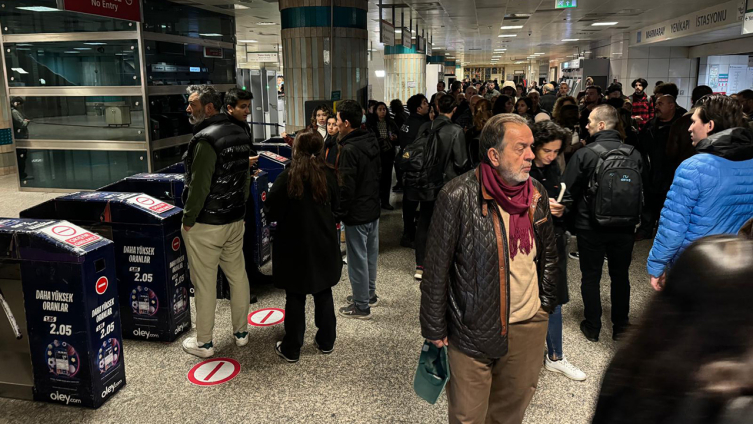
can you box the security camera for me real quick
[528,31,532,36]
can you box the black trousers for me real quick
[394,147,404,189]
[637,190,667,237]
[415,200,436,268]
[279,288,336,359]
[379,149,395,206]
[403,198,420,239]
[577,230,634,333]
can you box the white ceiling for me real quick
[170,0,748,65]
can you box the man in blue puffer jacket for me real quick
[647,95,753,290]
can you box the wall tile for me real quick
[649,47,671,59]
[646,77,664,95]
[628,59,649,78]
[669,58,691,78]
[629,47,649,59]
[690,59,698,78]
[648,58,670,77]
[677,96,691,111]
[670,47,689,58]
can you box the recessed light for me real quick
[534,53,545,55]
[199,33,223,37]
[498,34,517,38]
[73,48,91,50]
[494,49,507,51]
[63,51,80,54]
[592,22,618,26]
[16,6,59,12]
[238,40,258,43]
[562,39,580,42]
[84,42,107,46]
[256,22,277,26]
[500,25,523,30]
[375,70,385,77]
[11,68,28,74]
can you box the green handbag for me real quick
[413,340,450,404]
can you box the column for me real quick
[384,44,426,103]
[279,0,368,132]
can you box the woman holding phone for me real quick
[530,121,587,381]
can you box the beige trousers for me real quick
[446,308,549,424]
[182,220,250,344]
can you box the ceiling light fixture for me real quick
[199,33,223,37]
[562,38,579,42]
[256,22,277,26]
[500,25,523,30]
[375,70,385,77]
[16,6,59,12]
[84,42,107,46]
[534,53,545,55]
[238,40,258,43]
[498,34,517,38]
[592,22,618,26]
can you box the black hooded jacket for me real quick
[399,112,430,149]
[637,108,684,193]
[336,129,381,225]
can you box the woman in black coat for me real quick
[529,121,586,381]
[265,130,342,363]
[366,101,400,210]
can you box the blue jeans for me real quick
[345,219,379,311]
[546,305,563,360]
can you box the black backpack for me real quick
[396,121,448,200]
[586,143,643,227]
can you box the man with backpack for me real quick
[562,104,645,343]
[399,95,431,248]
[399,95,469,280]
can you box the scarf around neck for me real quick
[480,162,534,260]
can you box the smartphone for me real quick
[55,348,69,376]
[175,296,184,313]
[138,293,149,315]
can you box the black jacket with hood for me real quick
[399,112,430,149]
[336,128,381,226]
[637,108,684,193]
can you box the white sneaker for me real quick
[545,356,586,381]
[182,337,215,358]
[414,268,423,280]
[234,331,249,347]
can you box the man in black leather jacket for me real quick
[420,114,558,424]
[399,94,430,247]
[181,85,252,358]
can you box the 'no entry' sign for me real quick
[187,358,241,386]
[248,308,285,327]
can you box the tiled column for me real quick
[384,44,426,103]
[280,0,368,132]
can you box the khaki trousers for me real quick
[182,220,250,344]
[447,308,549,424]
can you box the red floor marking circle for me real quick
[187,358,241,386]
[248,308,285,327]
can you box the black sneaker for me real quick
[382,203,395,211]
[612,324,632,341]
[346,294,379,307]
[580,320,599,342]
[569,251,580,260]
[400,235,415,249]
[314,340,334,355]
[275,341,299,363]
[338,303,371,320]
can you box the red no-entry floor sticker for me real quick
[187,358,240,386]
[248,308,285,327]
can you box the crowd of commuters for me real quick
[168,77,753,423]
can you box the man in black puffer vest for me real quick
[181,85,252,358]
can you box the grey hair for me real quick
[479,114,529,164]
[589,104,620,130]
[543,83,554,93]
[186,84,222,112]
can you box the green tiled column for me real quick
[384,44,426,103]
[280,0,368,132]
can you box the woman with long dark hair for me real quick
[465,98,492,166]
[515,97,535,124]
[265,130,342,363]
[492,94,514,115]
[281,104,332,140]
[367,102,400,210]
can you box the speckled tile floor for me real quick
[0,176,657,424]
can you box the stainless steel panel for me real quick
[150,134,192,151]
[3,31,139,44]
[147,84,235,96]
[9,86,143,97]
[15,140,147,151]
[141,32,234,50]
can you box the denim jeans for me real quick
[345,219,379,311]
[546,305,563,360]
